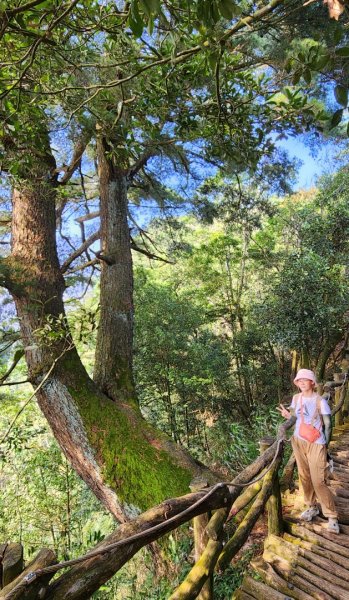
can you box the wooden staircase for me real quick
[234,422,349,600]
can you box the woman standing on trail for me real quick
[278,368,340,534]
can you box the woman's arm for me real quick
[322,414,332,447]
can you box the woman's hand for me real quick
[277,403,292,420]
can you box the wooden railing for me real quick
[1,372,348,600]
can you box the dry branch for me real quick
[60,230,100,273]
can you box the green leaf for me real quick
[330,108,343,129]
[292,71,301,85]
[334,28,343,45]
[148,15,154,35]
[210,0,220,24]
[197,0,220,26]
[14,14,26,28]
[129,14,144,36]
[129,0,145,37]
[284,60,292,74]
[140,0,160,17]
[335,47,349,57]
[303,68,312,84]
[218,0,242,19]
[208,51,219,72]
[313,54,329,70]
[346,122,349,136]
[334,85,348,107]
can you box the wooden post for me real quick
[0,547,56,600]
[333,375,343,427]
[259,437,283,536]
[280,454,296,493]
[189,478,213,600]
[0,543,23,589]
[343,386,349,422]
[340,361,349,422]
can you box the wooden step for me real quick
[240,574,291,599]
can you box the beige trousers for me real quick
[291,436,337,519]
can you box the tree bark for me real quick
[0,543,23,588]
[316,334,342,382]
[94,136,135,402]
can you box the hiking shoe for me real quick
[328,518,340,534]
[300,506,319,522]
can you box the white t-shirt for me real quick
[290,393,331,445]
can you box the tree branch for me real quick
[0,379,30,387]
[127,149,157,180]
[5,0,50,16]
[58,135,91,186]
[0,0,81,100]
[0,349,24,384]
[29,0,288,121]
[60,230,100,273]
[74,211,100,224]
[130,237,174,264]
[0,256,17,293]
[65,258,99,274]
[20,443,280,598]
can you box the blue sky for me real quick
[277,136,340,190]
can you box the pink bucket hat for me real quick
[293,368,317,387]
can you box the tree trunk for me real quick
[8,172,128,521]
[316,334,342,382]
[94,136,135,402]
[5,158,215,521]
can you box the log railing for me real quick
[1,370,348,600]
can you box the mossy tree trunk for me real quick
[3,149,216,523]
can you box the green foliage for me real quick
[252,177,349,359]
[134,270,232,456]
[224,406,282,470]
[127,0,242,37]
[213,544,260,597]
[256,252,347,350]
[0,389,113,560]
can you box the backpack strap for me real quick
[298,394,305,423]
[298,393,322,427]
[316,395,323,426]
[310,395,323,426]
